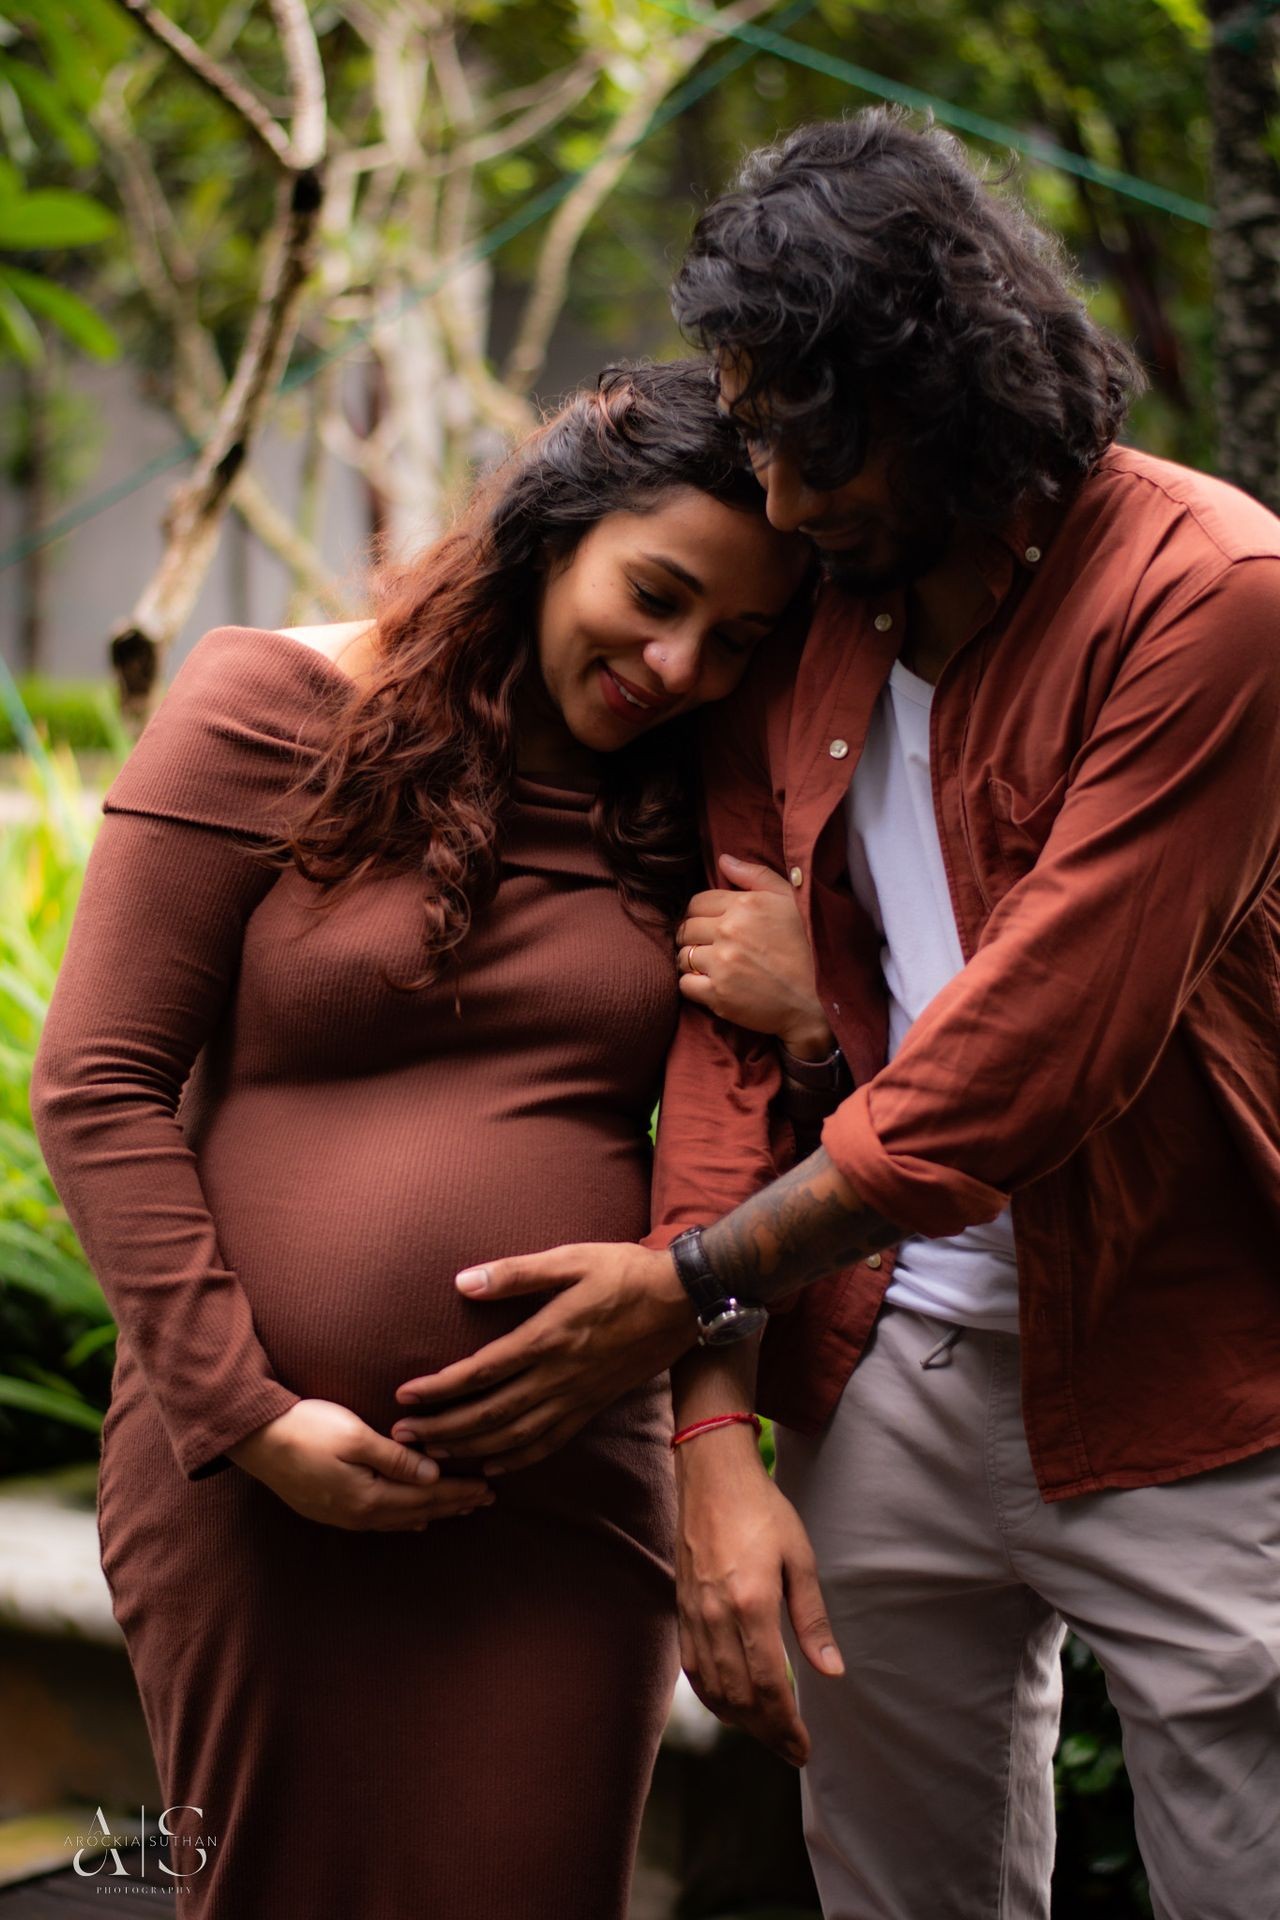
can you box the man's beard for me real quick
[816,510,954,595]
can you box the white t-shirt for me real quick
[844,659,1020,1333]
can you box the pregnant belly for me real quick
[193,1081,654,1433]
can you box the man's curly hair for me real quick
[672,107,1145,521]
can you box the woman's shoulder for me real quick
[100,622,371,839]
[269,620,381,686]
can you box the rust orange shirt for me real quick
[648,445,1280,1500]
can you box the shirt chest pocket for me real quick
[985,771,1071,881]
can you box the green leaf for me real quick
[0,275,40,361]
[63,1321,117,1369]
[0,1372,104,1431]
[0,265,118,359]
[0,188,117,250]
[1148,0,1208,47]
[0,53,96,164]
[0,1219,104,1315]
[1058,1733,1101,1769]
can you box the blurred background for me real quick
[0,2,1276,1915]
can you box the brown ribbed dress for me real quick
[29,625,681,1920]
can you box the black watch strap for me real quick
[668,1226,727,1321]
[669,1229,770,1347]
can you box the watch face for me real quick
[698,1302,770,1346]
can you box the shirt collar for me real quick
[988,471,1085,574]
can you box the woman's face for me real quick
[534,486,809,753]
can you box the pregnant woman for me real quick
[30,360,811,1920]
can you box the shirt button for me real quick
[865,1252,883,1270]
[873,612,893,631]
[1024,545,1042,563]
[829,738,849,759]
[789,866,804,888]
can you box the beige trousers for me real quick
[772,1305,1280,1920]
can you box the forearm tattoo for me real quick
[701,1148,899,1306]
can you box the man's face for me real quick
[715,353,952,594]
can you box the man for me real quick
[392,110,1280,1919]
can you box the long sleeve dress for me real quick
[29,624,681,1920]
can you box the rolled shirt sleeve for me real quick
[822,555,1280,1235]
[647,636,807,1250]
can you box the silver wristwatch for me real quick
[668,1227,769,1347]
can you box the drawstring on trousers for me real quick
[920,1325,965,1369]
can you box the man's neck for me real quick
[899,527,998,686]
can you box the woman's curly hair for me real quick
[253,360,780,994]
[672,107,1145,519]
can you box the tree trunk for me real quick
[1208,0,1280,509]
[14,348,58,676]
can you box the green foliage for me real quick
[0,742,118,1473]
[1053,1635,1152,1915]
[0,677,123,752]
[0,0,123,363]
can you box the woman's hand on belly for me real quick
[227,1398,495,1531]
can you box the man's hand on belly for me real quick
[391,1245,699,1474]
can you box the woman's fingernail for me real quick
[456,1266,490,1295]
[413,1457,439,1482]
[819,1644,845,1675]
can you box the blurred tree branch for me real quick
[502,0,783,394]
[1208,0,1280,509]
[94,83,342,613]
[103,0,328,715]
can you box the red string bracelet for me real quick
[670,1412,762,1451]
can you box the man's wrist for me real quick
[649,1246,702,1344]
[668,1227,769,1345]
[698,1148,897,1309]
[673,1415,767,1486]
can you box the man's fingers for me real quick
[684,1589,808,1767]
[395,1331,538,1405]
[740,1616,810,1765]
[393,1388,557,1455]
[394,1371,541,1435]
[475,1410,592,1477]
[718,853,794,896]
[454,1245,584,1300]
[783,1550,845,1678]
